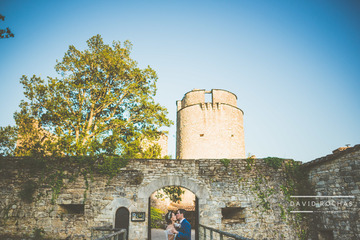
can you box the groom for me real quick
[174,209,191,240]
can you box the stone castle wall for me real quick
[0,157,300,240]
[176,89,245,159]
[2,146,359,239]
[303,145,360,239]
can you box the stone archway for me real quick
[138,175,210,200]
[138,175,210,240]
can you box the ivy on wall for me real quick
[218,156,311,239]
[10,156,129,204]
[220,158,230,168]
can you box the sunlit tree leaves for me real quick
[13,34,172,157]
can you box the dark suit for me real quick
[176,218,191,240]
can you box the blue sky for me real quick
[1,0,359,162]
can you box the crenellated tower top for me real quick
[177,89,239,111]
[176,89,245,159]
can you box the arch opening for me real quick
[148,185,198,240]
[137,175,209,240]
[137,175,209,200]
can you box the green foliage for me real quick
[239,157,310,238]
[49,170,66,204]
[245,158,254,171]
[280,160,312,203]
[280,184,293,202]
[150,207,164,229]
[33,227,45,240]
[0,125,17,156]
[97,156,129,179]
[163,186,185,203]
[18,180,37,203]
[139,144,163,159]
[263,157,284,169]
[0,14,14,38]
[220,158,230,168]
[298,229,308,240]
[279,204,286,220]
[155,186,185,203]
[279,160,311,238]
[252,176,272,210]
[12,34,173,157]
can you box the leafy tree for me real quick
[0,126,17,156]
[150,207,165,228]
[163,186,185,203]
[13,34,172,157]
[0,14,14,39]
[155,186,185,203]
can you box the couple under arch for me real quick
[164,209,191,240]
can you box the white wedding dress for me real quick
[164,229,177,240]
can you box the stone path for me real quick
[151,229,196,239]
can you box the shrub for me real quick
[150,207,164,229]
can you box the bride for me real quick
[164,211,178,240]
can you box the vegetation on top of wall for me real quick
[263,157,286,169]
[220,158,230,168]
[281,160,311,239]
[95,156,129,179]
[245,157,254,171]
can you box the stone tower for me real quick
[176,89,245,159]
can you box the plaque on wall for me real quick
[131,212,145,222]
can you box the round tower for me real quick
[176,89,245,159]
